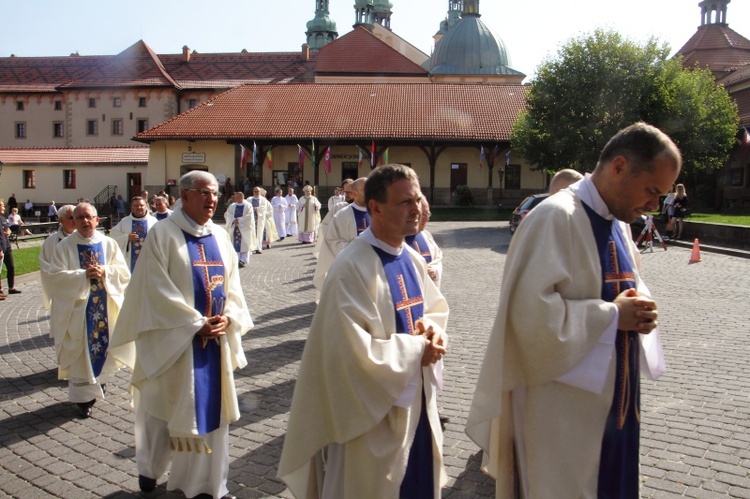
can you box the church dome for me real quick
[430,15,522,76]
[354,0,374,8]
[307,15,337,32]
[373,0,393,9]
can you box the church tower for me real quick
[373,0,393,30]
[699,0,730,25]
[306,0,338,50]
[434,1,464,45]
[354,0,374,27]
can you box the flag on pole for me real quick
[505,149,512,166]
[298,144,306,166]
[479,146,486,170]
[324,146,332,174]
[371,140,376,168]
[266,147,273,170]
[383,147,389,165]
[252,141,258,166]
[311,140,316,170]
[358,146,364,168]
[240,145,249,170]
[492,145,500,163]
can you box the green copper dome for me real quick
[430,15,523,76]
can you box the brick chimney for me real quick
[301,44,310,61]
[182,45,191,63]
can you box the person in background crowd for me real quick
[48,203,131,418]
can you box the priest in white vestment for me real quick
[224,191,257,266]
[271,188,288,240]
[110,171,253,498]
[279,164,449,498]
[153,195,173,221]
[39,204,76,318]
[48,203,131,418]
[405,198,443,289]
[285,188,299,237]
[466,123,681,499]
[312,177,369,301]
[297,185,321,244]
[313,180,352,258]
[110,196,157,272]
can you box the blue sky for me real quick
[2,0,749,80]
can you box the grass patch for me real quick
[1,244,41,278]
[687,213,750,226]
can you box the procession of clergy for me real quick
[37,122,678,499]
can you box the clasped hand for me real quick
[614,288,658,334]
[85,263,105,280]
[413,319,447,366]
[197,315,230,338]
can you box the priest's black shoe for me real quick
[77,400,95,418]
[138,474,157,493]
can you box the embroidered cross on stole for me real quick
[582,204,641,498]
[184,232,226,435]
[404,233,433,263]
[232,204,245,252]
[372,245,434,494]
[129,219,149,271]
[77,243,109,378]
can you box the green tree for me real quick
[511,29,739,184]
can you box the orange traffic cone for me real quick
[689,238,702,263]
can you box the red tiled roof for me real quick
[0,146,149,165]
[161,52,316,87]
[315,27,428,76]
[0,43,316,93]
[134,83,527,142]
[676,25,750,73]
[0,55,109,93]
[58,41,178,89]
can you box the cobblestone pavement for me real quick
[0,221,748,498]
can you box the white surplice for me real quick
[278,230,449,498]
[224,200,257,254]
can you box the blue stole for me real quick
[232,204,245,252]
[155,211,169,221]
[251,198,267,242]
[404,233,432,264]
[352,208,370,235]
[129,219,149,271]
[582,204,641,498]
[183,232,226,435]
[77,243,109,378]
[372,246,434,497]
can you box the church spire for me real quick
[434,1,463,45]
[306,0,338,50]
[699,0,730,26]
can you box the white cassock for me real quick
[39,226,74,313]
[271,196,288,239]
[224,200,257,262]
[297,195,322,243]
[109,207,253,499]
[312,199,349,258]
[406,230,444,289]
[285,194,299,237]
[465,177,666,499]
[48,230,131,402]
[278,230,449,498]
[110,214,158,271]
[312,204,369,301]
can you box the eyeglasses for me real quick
[75,215,97,221]
[187,188,221,198]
